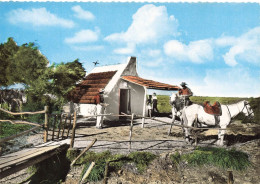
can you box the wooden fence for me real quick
[0,106,47,145]
[1,105,229,150]
[67,111,228,150]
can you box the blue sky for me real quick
[0,2,259,97]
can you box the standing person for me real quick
[94,89,105,129]
[152,93,159,116]
[147,95,152,117]
[178,82,193,106]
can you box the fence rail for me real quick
[0,107,45,115]
[66,112,230,151]
[0,106,48,145]
[0,106,233,150]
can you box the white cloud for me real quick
[7,8,74,28]
[163,26,260,66]
[215,36,237,47]
[113,43,136,55]
[105,4,178,54]
[193,67,260,97]
[164,39,213,63]
[216,27,260,66]
[65,28,100,44]
[72,5,95,21]
[71,45,104,51]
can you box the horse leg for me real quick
[217,128,226,146]
[168,115,175,136]
[184,127,192,144]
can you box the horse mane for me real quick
[225,100,246,107]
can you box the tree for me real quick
[0,37,86,111]
[8,42,49,86]
[0,38,19,86]
[51,59,86,106]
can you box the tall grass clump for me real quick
[79,151,125,182]
[171,147,251,171]
[78,151,157,182]
[128,151,157,173]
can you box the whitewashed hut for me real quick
[68,56,179,122]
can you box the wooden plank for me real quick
[0,144,69,179]
[0,145,59,169]
[0,145,59,168]
[0,148,39,165]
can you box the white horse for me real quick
[182,100,254,146]
[168,93,185,135]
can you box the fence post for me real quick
[128,113,134,151]
[227,170,234,184]
[80,162,95,184]
[103,161,110,184]
[57,114,62,139]
[66,115,72,138]
[61,115,68,139]
[51,115,57,141]
[70,138,97,167]
[44,106,49,143]
[70,111,77,149]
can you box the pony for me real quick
[182,100,254,146]
[168,93,185,135]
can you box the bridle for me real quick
[226,101,254,122]
[241,101,254,121]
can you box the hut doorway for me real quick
[119,89,131,116]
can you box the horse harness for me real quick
[225,101,253,125]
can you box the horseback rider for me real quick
[178,82,193,106]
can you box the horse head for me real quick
[170,93,177,104]
[242,100,254,119]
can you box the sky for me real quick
[0,1,259,97]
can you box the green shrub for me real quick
[77,151,157,182]
[81,161,105,182]
[66,149,80,161]
[79,151,124,182]
[128,151,157,173]
[170,151,182,165]
[170,147,251,171]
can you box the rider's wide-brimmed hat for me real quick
[180,82,187,86]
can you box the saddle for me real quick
[203,101,222,116]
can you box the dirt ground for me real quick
[1,116,260,184]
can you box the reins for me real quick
[226,101,253,122]
[226,105,232,119]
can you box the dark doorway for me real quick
[119,89,131,116]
